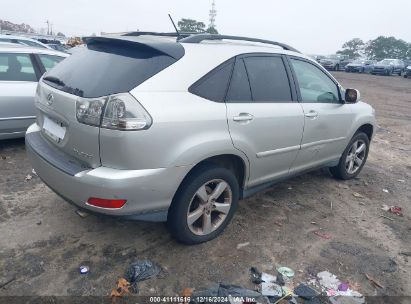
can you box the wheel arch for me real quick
[355,123,374,140]
[172,153,249,205]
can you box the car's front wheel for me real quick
[330,132,370,180]
[167,164,239,244]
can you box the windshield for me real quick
[378,59,395,65]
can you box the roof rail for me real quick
[179,34,300,53]
[122,31,201,40]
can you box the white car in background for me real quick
[0,44,68,139]
[0,34,52,50]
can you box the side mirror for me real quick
[345,88,360,103]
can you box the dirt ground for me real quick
[0,72,410,300]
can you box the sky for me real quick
[1,0,410,54]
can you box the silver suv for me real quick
[26,34,376,244]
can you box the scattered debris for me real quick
[352,192,364,198]
[261,281,282,297]
[317,271,340,290]
[0,155,6,160]
[250,267,263,284]
[181,287,194,297]
[381,205,403,216]
[277,267,295,279]
[338,282,349,292]
[382,189,389,193]
[79,265,89,274]
[110,277,131,300]
[311,221,317,225]
[365,273,384,289]
[399,252,411,257]
[294,283,318,300]
[25,174,32,181]
[274,222,283,227]
[397,179,405,183]
[288,186,293,190]
[236,242,250,249]
[36,220,42,225]
[125,260,160,293]
[313,231,332,240]
[31,169,37,176]
[76,209,90,218]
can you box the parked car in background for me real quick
[0,44,68,139]
[0,34,52,50]
[404,65,411,78]
[26,33,376,244]
[47,44,70,53]
[345,59,376,73]
[319,54,350,71]
[371,59,405,76]
[309,54,326,63]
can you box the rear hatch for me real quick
[35,36,184,169]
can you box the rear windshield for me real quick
[43,41,180,98]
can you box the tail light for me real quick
[75,93,152,130]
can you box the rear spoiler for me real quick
[82,36,185,60]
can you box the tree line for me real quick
[177,18,218,34]
[337,37,411,60]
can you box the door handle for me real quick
[305,110,319,119]
[233,113,254,122]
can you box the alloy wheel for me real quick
[187,179,232,236]
[345,140,367,174]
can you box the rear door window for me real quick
[243,56,292,102]
[43,41,181,98]
[189,59,233,102]
[0,53,37,81]
[226,59,252,102]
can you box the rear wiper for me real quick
[43,76,65,87]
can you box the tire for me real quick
[330,132,370,180]
[167,163,239,244]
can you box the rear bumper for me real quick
[26,123,192,221]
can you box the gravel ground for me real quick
[0,72,410,299]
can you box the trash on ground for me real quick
[382,189,389,193]
[365,273,384,289]
[236,242,250,249]
[261,281,283,297]
[250,266,263,284]
[36,220,42,225]
[294,283,318,300]
[277,266,295,279]
[397,179,405,183]
[181,287,194,297]
[261,272,276,283]
[0,155,6,160]
[352,192,364,198]
[381,205,403,216]
[76,209,90,218]
[317,271,340,290]
[125,260,160,284]
[31,169,37,176]
[399,251,411,257]
[338,282,349,291]
[313,231,332,240]
[380,214,394,221]
[25,174,32,181]
[110,277,131,299]
[79,265,89,274]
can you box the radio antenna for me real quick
[168,14,180,39]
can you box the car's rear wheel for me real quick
[167,164,239,244]
[330,132,370,180]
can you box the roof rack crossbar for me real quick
[179,34,300,53]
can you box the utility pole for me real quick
[209,0,217,30]
[46,20,50,35]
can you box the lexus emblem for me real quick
[46,93,54,106]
